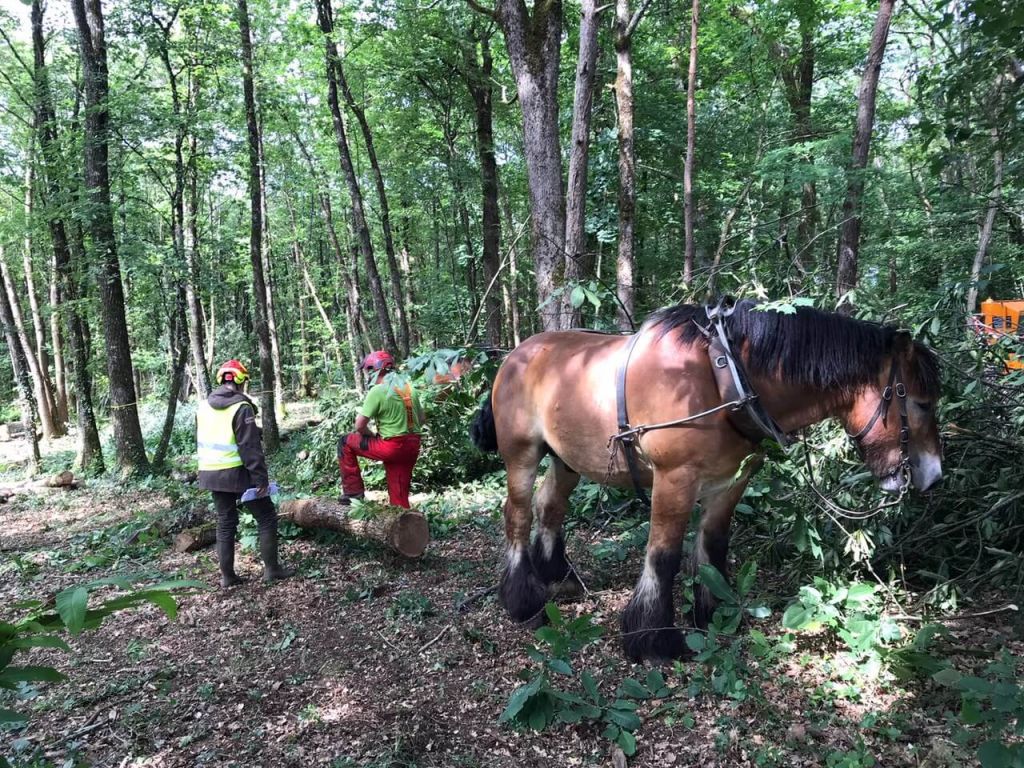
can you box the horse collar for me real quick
[705,304,792,449]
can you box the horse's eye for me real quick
[915,401,932,412]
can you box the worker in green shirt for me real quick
[337,351,424,508]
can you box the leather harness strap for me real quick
[615,331,651,506]
[705,302,792,448]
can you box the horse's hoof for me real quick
[621,624,687,663]
[499,569,547,625]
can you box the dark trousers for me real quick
[213,491,277,546]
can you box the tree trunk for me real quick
[237,0,280,451]
[279,499,429,558]
[967,131,1003,314]
[71,0,149,474]
[334,46,410,358]
[185,41,211,397]
[316,0,397,353]
[153,288,189,468]
[682,0,700,289]
[0,253,41,475]
[493,0,566,332]
[564,0,603,328]
[466,26,504,346]
[257,121,287,416]
[2,217,58,441]
[47,254,68,426]
[21,163,59,433]
[835,0,895,312]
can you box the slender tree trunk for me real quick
[237,0,280,451]
[466,26,504,346]
[564,0,602,327]
[22,163,58,430]
[12,168,59,439]
[836,0,895,312]
[967,131,1003,314]
[500,185,523,345]
[334,45,410,357]
[493,0,567,331]
[257,121,287,416]
[184,40,210,397]
[682,0,700,288]
[47,255,68,425]
[153,288,189,468]
[71,0,149,474]
[0,255,41,474]
[316,0,397,352]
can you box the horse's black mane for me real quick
[647,299,941,397]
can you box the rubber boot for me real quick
[259,530,295,582]
[217,537,246,588]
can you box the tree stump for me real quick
[279,499,429,558]
[173,522,217,553]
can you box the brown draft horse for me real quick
[470,300,943,662]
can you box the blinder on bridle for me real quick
[845,353,912,490]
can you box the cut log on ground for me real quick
[279,499,429,558]
[173,522,217,553]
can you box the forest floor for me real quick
[1,404,1021,767]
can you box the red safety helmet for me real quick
[216,359,250,385]
[361,350,395,372]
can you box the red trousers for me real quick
[338,433,421,508]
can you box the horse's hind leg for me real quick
[621,467,698,663]
[531,457,583,599]
[499,447,547,625]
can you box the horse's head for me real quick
[845,332,942,493]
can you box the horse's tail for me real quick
[470,392,498,453]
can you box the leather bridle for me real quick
[845,355,912,491]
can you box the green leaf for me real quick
[547,659,571,676]
[617,678,649,699]
[960,697,982,725]
[10,635,71,652]
[745,604,771,619]
[685,632,705,652]
[581,670,599,702]
[781,603,816,631]
[56,587,89,635]
[932,668,962,687]
[697,565,737,603]
[499,676,542,723]
[570,285,586,309]
[645,669,666,693]
[958,676,993,695]
[0,708,28,724]
[606,707,642,731]
[0,665,66,686]
[543,602,562,627]
[137,591,179,620]
[617,729,637,756]
[977,740,1012,768]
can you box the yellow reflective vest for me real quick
[197,401,245,471]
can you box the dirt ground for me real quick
[1,415,1020,767]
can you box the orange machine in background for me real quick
[972,298,1024,371]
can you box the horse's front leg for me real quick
[621,467,698,663]
[498,452,547,626]
[532,457,583,599]
[693,457,762,628]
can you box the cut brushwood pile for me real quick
[0,471,79,501]
[278,498,429,558]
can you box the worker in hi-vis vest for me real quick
[197,359,294,587]
[338,350,425,508]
